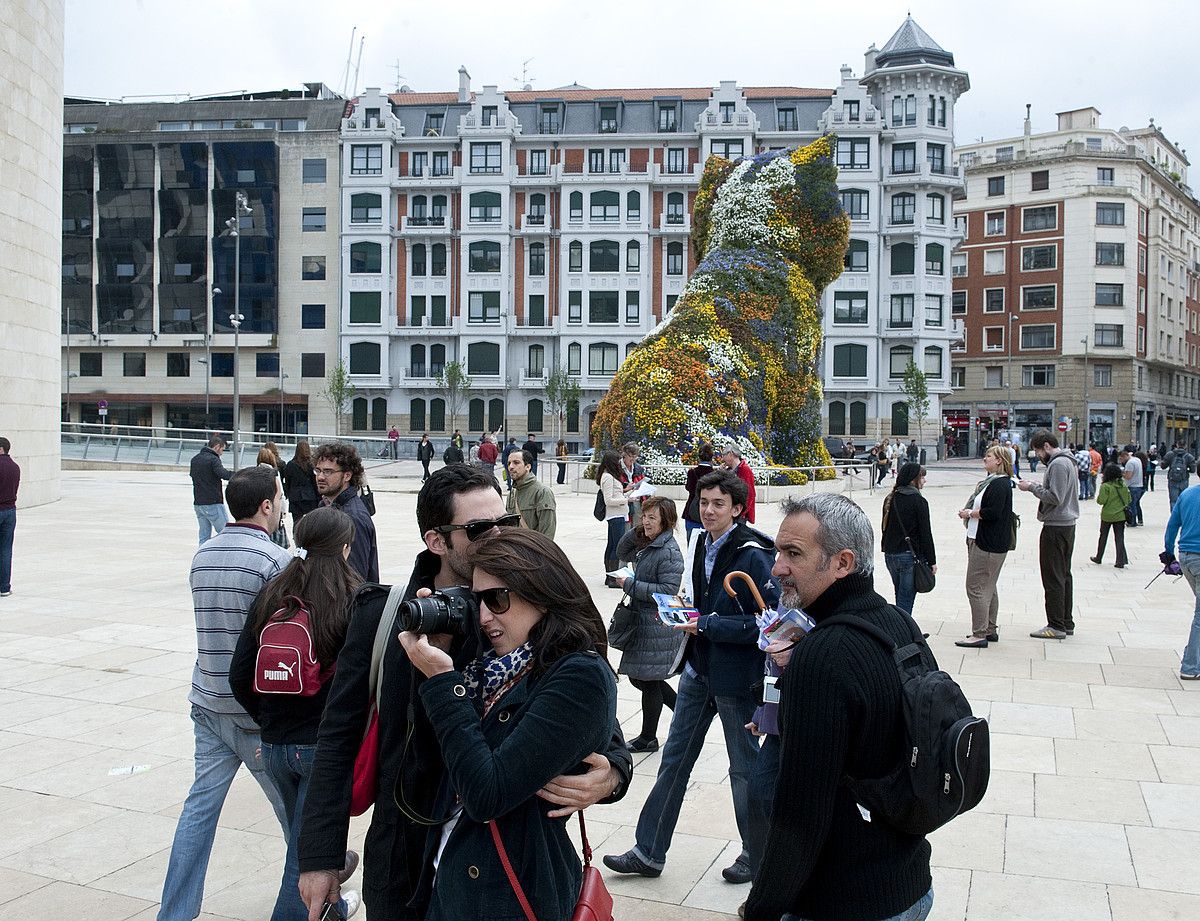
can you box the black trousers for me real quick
[1096,520,1128,565]
[1040,525,1075,632]
[627,677,677,740]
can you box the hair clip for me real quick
[294,547,308,560]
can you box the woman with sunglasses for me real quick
[400,528,617,921]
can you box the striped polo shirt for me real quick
[188,523,292,714]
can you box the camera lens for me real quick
[397,587,478,636]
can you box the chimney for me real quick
[458,66,471,103]
[864,43,877,74]
[1023,103,1032,155]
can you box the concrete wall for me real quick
[0,0,65,506]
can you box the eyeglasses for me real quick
[435,514,521,542]
[474,586,513,614]
[314,466,344,478]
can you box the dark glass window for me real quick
[589,343,619,374]
[891,143,916,174]
[833,293,868,324]
[469,191,502,222]
[529,242,545,276]
[777,107,798,131]
[569,241,583,273]
[469,142,502,174]
[1031,170,1049,191]
[833,344,867,377]
[667,242,684,275]
[589,291,619,323]
[79,352,102,376]
[836,139,869,169]
[213,141,277,188]
[1096,202,1125,226]
[211,352,234,377]
[569,191,583,222]
[256,352,280,377]
[469,241,502,273]
[301,304,325,329]
[528,149,547,175]
[927,143,945,174]
[349,292,381,325]
[467,341,501,374]
[349,341,381,374]
[122,352,146,377]
[539,107,560,134]
[350,241,382,273]
[528,295,546,326]
[98,144,155,190]
[351,193,382,223]
[666,148,686,173]
[1096,283,1124,306]
[468,292,501,322]
[626,240,640,271]
[302,158,326,183]
[1023,286,1057,309]
[63,147,94,192]
[302,256,325,280]
[431,243,446,276]
[987,176,1005,196]
[302,207,326,232]
[1096,242,1125,266]
[301,353,325,377]
[350,144,382,175]
[840,189,868,219]
[1023,245,1057,270]
[845,239,868,272]
[589,240,620,272]
[590,191,619,222]
[1023,206,1057,231]
[568,291,582,323]
[658,106,677,132]
[890,243,915,275]
[412,243,426,277]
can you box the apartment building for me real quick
[338,15,968,445]
[59,85,344,436]
[947,107,1200,456]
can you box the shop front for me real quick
[942,409,970,458]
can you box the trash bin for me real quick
[919,448,927,465]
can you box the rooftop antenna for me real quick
[350,35,366,98]
[512,57,535,88]
[391,60,405,93]
[340,27,357,98]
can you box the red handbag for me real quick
[489,811,613,921]
[349,708,379,816]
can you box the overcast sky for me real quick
[64,0,1200,163]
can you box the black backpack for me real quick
[1169,451,1194,483]
[813,611,990,836]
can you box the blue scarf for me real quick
[463,642,534,712]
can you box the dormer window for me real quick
[599,104,618,133]
[482,106,498,127]
[658,106,677,132]
[365,108,381,127]
[844,100,860,122]
[539,106,559,134]
[719,101,736,124]
[424,112,444,136]
[776,108,797,131]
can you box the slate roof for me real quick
[875,15,955,68]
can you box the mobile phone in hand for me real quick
[319,902,345,921]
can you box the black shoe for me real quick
[603,851,661,878]
[627,736,659,754]
[1066,629,1075,635]
[722,856,752,884]
[986,633,999,643]
[1090,556,1102,564]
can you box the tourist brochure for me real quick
[605,565,635,583]
[755,607,816,651]
[628,480,657,499]
[652,593,700,626]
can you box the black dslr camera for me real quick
[397,586,477,636]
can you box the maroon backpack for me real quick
[253,597,330,696]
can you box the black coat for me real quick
[614,528,687,680]
[880,489,937,564]
[282,459,318,506]
[329,486,379,583]
[417,441,435,463]
[414,652,617,921]
[682,462,714,523]
[190,446,231,505]
[972,476,1014,554]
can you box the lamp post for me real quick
[1080,335,1089,445]
[278,369,289,436]
[208,287,220,431]
[1006,312,1018,437]
[226,191,252,469]
[64,302,71,423]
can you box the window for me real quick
[658,106,677,132]
[527,193,546,224]
[255,352,279,378]
[927,143,945,174]
[302,158,326,183]
[302,208,326,232]
[411,195,428,220]
[1031,169,1049,191]
[469,191,501,223]
[889,345,913,378]
[410,152,427,177]
[527,295,545,326]
[351,193,381,223]
[891,401,909,436]
[719,101,736,124]
[833,292,868,324]
[302,304,325,329]
[211,353,233,377]
[984,328,1004,351]
[411,244,426,277]
[626,240,641,271]
[890,193,915,224]
[924,346,943,378]
[1022,285,1056,310]
[984,250,1005,274]
[828,401,846,435]
[666,242,684,275]
[666,148,686,173]
[468,292,501,323]
[590,240,620,272]
[985,211,1006,235]
[1096,283,1124,306]
[1022,205,1057,231]
[569,191,583,222]
[409,297,426,328]
[589,191,619,222]
[712,139,744,160]
[351,144,382,175]
[1022,364,1056,387]
[844,239,868,272]
[777,107,797,131]
[892,94,916,126]
[161,352,189,378]
[1020,324,1056,350]
[409,399,425,431]
[836,138,869,170]
[468,241,501,273]
[984,289,1005,312]
[1094,363,1113,387]
[568,292,582,324]
[1096,202,1125,226]
[589,291,619,323]
[889,295,914,328]
[351,398,368,431]
[951,253,967,277]
[467,341,500,375]
[666,294,678,313]
[985,366,1003,387]
[832,343,867,377]
[926,193,945,224]
[349,292,381,325]
[599,104,618,133]
[995,146,1013,162]
[666,191,685,224]
[350,241,381,274]
[891,143,916,174]
[1097,167,1114,186]
[1096,242,1125,266]
[843,100,860,122]
[848,401,866,437]
[432,152,449,176]
[302,256,326,280]
[840,189,868,220]
[890,243,915,276]
[925,294,944,327]
[526,398,544,433]
[526,344,546,377]
[349,341,381,375]
[925,243,944,275]
[431,243,446,276]
[1022,244,1056,270]
[529,149,547,175]
[423,112,444,137]
[300,353,324,378]
[952,291,967,314]
[625,291,640,323]
[539,106,560,134]
[469,142,501,174]
[529,242,545,276]
[627,190,641,221]
[568,241,583,273]
[589,343,619,375]
[588,149,605,173]
[987,176,1005,196]
[951,366,965,387]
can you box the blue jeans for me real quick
[1179,553,1200,676]
[1170,480,1188,510]
[263,743,349,921]
[158,706,288,921]
[194,503,228,544]
[785,888,933,921]
[633,669,760,867]
[746,733,780,875]
[1128,486,1145,526]
[604,516,627,568]
[885,550,916,616]
[0,507,15,593]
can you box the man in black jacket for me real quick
[189,435,232,544]
[298,466,632,921]
[416,434,435,481]
[605,470,778,885]
[313,442,379,583]
[745,493,934,921]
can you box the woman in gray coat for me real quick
[614,495,686,752]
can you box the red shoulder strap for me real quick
[489,820,538,921]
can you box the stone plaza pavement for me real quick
[3,466,1200,920]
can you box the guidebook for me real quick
[652,593,700,626]
[755,607,816,651]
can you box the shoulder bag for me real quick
[607,593,637,651]
[894,501,936,594]
[359,482,377,517]
[490,811,614,921]
[593,487,606,522]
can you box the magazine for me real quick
[755,607,816,651]
[652,593,700,626]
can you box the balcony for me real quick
[401,215,452,234]
[660,212,691,233]
[460,112,520,133]
[704,112,752,128]
[520,369,549,386]
[341,116,403,141]
[651,163,703,184]
[397,165,460,186]
[521,213,550,233]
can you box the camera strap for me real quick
[394,668,461,826]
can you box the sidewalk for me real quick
[1,470,1199,920]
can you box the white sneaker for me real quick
[342,890,361,919]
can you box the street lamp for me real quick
[208,287,220,430]
[65,371,78,429]
[1006,312,1018,437]
[1080,335,1089,445]
[225,192,252,468]
[278,369,289,435]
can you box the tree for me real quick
[544,363,582,440]
[321,360,354,435]
[436,360,471,435]
[900,359,930,445]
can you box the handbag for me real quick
[350,585,405,816]
[893,500,936,594]
[607,596,637,650]
[360,482,377,517]
[490,811,614,921]
[593,488,606,522]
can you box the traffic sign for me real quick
[98,399,108,409]
[1057,421,1070,432]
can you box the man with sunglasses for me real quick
[313,442,378,582]
[297,465,631,921]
